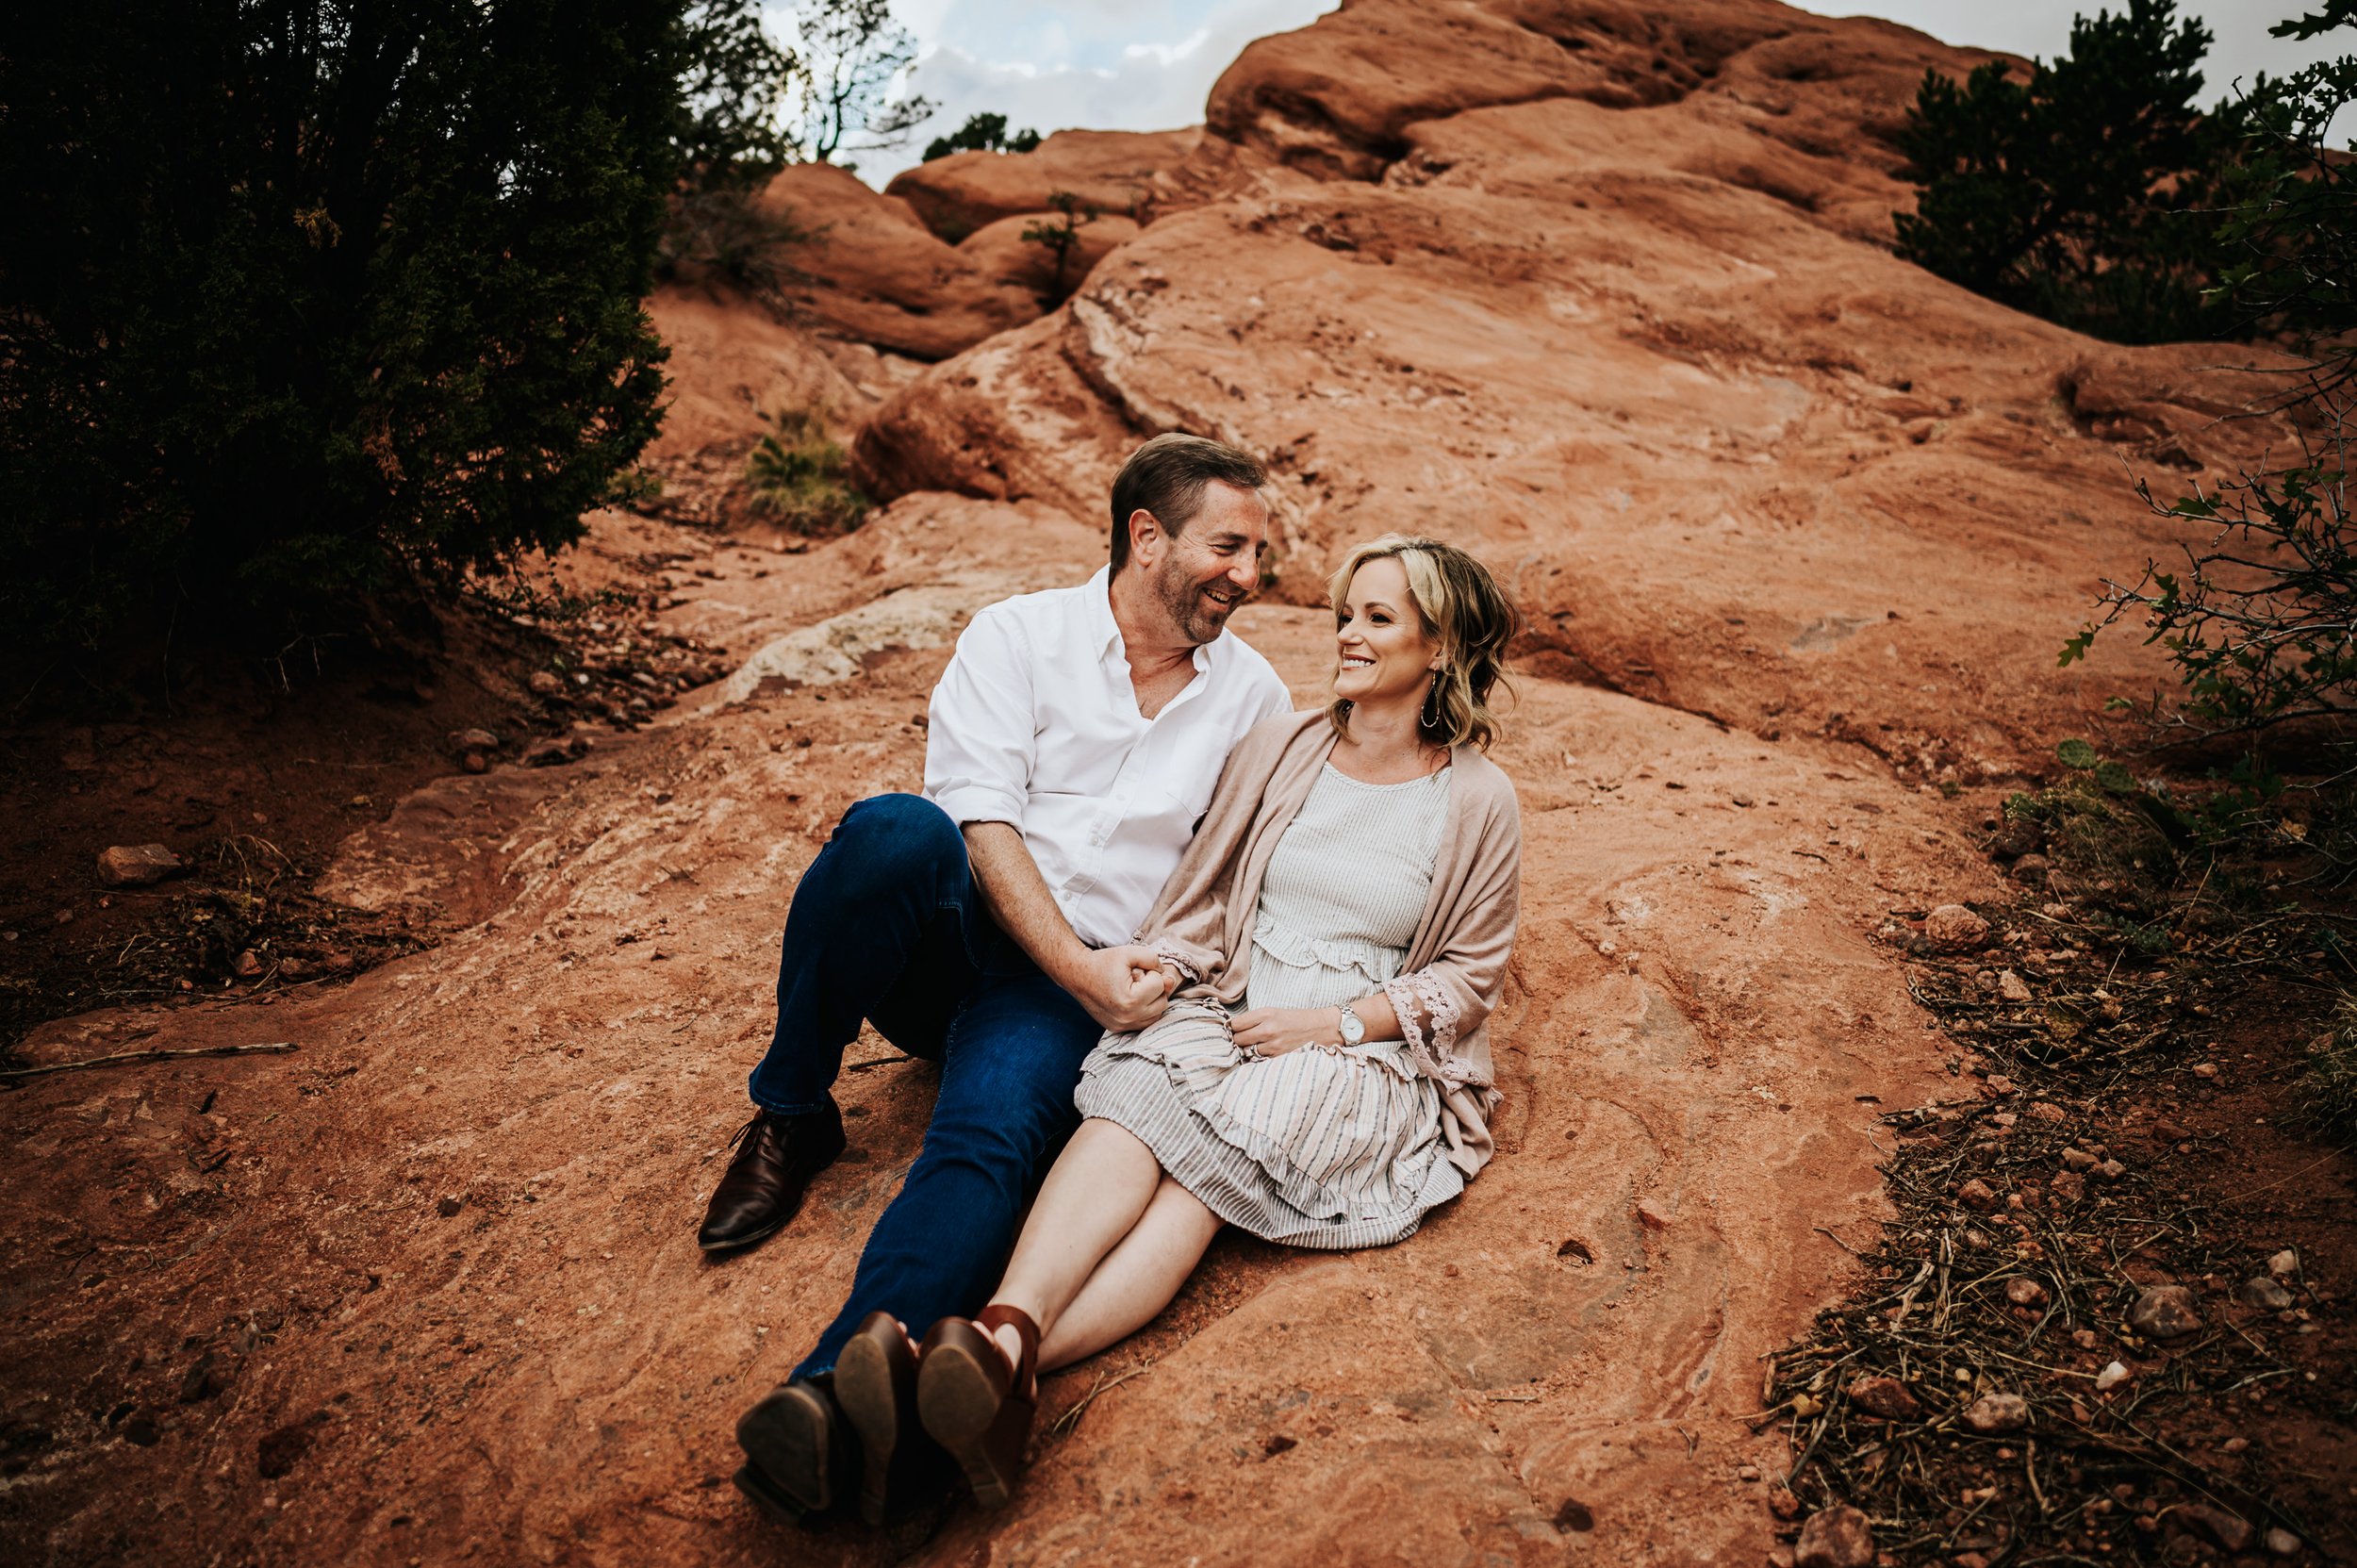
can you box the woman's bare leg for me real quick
[1036,1176,1223,1372]
[981,1118,1161,1366]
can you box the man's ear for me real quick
[1127,507,1162,566]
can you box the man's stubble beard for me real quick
[1153,554,1240,645]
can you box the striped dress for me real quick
[1074,764,1466,1248]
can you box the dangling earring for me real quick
[1420,670,1443,733]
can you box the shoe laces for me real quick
[725,1112,768,1153]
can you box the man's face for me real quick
[1138,481,1271,645]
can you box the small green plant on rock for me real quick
[744,406,869,536]
[1022,190,1099,295]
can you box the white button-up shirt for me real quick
[925,568,1293,949]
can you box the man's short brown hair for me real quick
[1107,433,1267,573]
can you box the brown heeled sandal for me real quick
[915,1304,1039,1509]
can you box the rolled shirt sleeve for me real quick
[924,608,1034,828]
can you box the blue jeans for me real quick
[745,793,1103,1378]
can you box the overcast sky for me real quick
[841,2,2345,187]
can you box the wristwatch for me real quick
[1337,1002,1366,1047]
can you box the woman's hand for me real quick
[1229,1006,1339,1057]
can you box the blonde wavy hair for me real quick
[1325,535,1518,751]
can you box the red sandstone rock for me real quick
[5,4,2318,1565]
[1847,1374,1921,1420]
[885,128,1211,239]
[1923,905,1991,952]
[1795,1503,1876,1568]
[754,161,1043,359]
[1963,1392,2031,1433]
[957,210,1143,301]
[95,843,183,888]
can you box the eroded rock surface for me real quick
[0,2,2289,1564]
[856,0,2290,785]
[754,161,1043,360]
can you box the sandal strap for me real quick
[975,1303,1040,1396]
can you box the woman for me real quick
[911,534,1523,1507]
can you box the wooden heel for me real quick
[916,1307,1039,1509]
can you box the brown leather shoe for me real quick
[698,1100,846,1253]
[736,1377,851,1515]
[915,1305,1039,1509]
[832,1312,923,1525]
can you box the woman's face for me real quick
[1334,555,1442,707]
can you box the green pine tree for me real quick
[1893,0,2243,343]
[0,1,694,654]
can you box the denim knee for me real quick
[823,793,964,891]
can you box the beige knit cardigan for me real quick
[1135,709,1522,1180]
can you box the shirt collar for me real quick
[1089,566,1219,673]
[1084,566,1121,661]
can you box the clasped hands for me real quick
[1066,946,1344,1056]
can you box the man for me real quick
[707,433,1292,1519]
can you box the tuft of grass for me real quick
[2300,993,2357,1143]
[745,406,869,536]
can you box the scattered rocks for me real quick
[1767,1485,1803,1521]
[2003,1277,2050,1310]
[2238,1276,2295,1312]
[447,727,500,755]
[2265,1527,2302,1557]
[1983,1074,2017,1096]
[2048,1169,2085,1204]
[2008,852,2051,885]
[1635,1197,1673,1231]
[1996,969,2033,1002]
[528,670,563,696]
[2192,1061,2218,1080]
[2268,1249,2298,1278]
[1846,1374,1921,1420]
[2172,1503,2251,1553]
[2127,1284,2203,1341]
[96,843,185,888]
[2095,1361,2132,1392]
[2060,1147,2097,1170]
[2025,1100,2066,1122]
[1923,904,1990,952]
[231,949,265,980]
[1737,1463,1760,1481]
[436,1194,466,1218]
[1962,1392,2030,1434]
[1957,1178,1998,1211]
[523,736,586,767]
[2095,1158,2127,1180]
[1794,1503,1874,1568]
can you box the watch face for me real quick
[1340,1007,1364,1044]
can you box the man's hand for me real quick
[1228,1006,1341,1057]
[1063,944,1177,1032]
